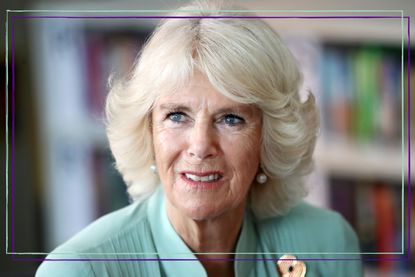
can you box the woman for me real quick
[37,1,362,276]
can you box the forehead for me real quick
[154,72,258,114]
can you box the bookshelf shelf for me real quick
[268,19,414,45]
[314,140,406,181]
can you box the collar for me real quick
[147,186,258,277]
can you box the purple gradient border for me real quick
[8,14,412,263]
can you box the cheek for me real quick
[152,126,186,171]
[223,130,261,180]
[226,126,261,159]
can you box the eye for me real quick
[222,114,245,126]
[167,112,186,123]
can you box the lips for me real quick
[184,173,222,182]
[180,171,224,185]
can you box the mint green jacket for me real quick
[36,187,363,276]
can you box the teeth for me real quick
[185,173,221,182]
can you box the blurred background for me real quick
[1,0,415,276]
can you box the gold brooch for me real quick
[277,254,307,277]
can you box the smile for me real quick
[184,173,222,182]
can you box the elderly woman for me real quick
[37,1,362,276]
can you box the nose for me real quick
[187,119,218,161]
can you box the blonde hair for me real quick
[105,0,319,219]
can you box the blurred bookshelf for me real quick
[285,24,414,276]
[30,19,152,250]
[26,7,413,277]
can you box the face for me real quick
[151,72,262,221]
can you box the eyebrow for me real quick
[158,103,254,115]
[159,104,192,113]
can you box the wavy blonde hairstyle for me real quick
[105,0,319,219]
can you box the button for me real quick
[277,254,306,277]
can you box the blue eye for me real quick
[223,114,244,126]
[167,112,186,123]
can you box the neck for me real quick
[165,199,246,276]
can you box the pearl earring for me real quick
[256,172,268,184]
[150,164,157,174]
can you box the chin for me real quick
[176,201,224,221]
[181,200,238,221]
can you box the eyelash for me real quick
[166,111,186,123]
[220,114,245,126]
[166,112,245,127]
